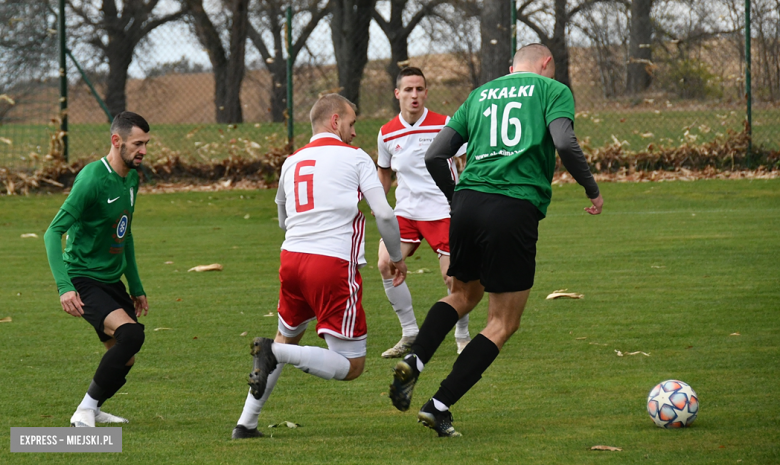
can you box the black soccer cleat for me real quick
[389,354,421,412]
[232,424,264,439]
[248,337,278,400]
[417,399,462,437]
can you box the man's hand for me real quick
[132,295,149,317]
[389,259,408,287]
[60,291,84,317]
[584,194,603,215]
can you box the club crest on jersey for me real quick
[116,215,128,239]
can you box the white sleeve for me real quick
[376,130,391,169]
[275,164,288,230]
[357,150,383,193]
[362,187,402,262]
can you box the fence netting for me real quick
[1,0,778,173]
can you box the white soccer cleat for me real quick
[382,336,416,358]
[95,411,129,424]
[456,336,471,355]
[70,408,96,427]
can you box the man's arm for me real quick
[377,167,393,196]
[362,187,407,286]
[43,209,84,316]
[424,127,465,203]
[549,117,603,215]
[275,172,288,230]
[123,231,149,316]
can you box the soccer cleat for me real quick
[381,336,416,358]
[455,336,471,355]
[249,337,279,400]
[417,399,462,437]
[94,411,129,423]
[232,424,264,439]
[70,408,96,428]
[389,354,420,412]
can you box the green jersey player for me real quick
[44,112,151,428]
[389,44,604,437]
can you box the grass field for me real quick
[1,179,779,463]
[2,108,779,169]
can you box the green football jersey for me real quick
[59,157,139,285]
[447,72,575,216]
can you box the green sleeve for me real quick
[446,95,470,140]
[124,231,145,297]
[545,81,576,125]
[44,209,76,295]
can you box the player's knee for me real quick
[377,257,393,278]
[114,323,145,354]
[342,358,365,381]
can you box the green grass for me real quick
[1,180,779,463]
[2,109,779,169]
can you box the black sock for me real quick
[91,324,144,403]
[97,365,133,407]
[433,334,500,407]
[410,301,460,364]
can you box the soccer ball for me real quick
[646,379,699,428]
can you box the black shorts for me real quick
[448,189,541,293]
[71,277,139,342]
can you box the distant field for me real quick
[1,180,778,463]
[1,109,778,169]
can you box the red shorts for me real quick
[277,250,367,340]
[397,216,450,256]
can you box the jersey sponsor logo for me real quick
[116,215,128,239]
[478,85,535,102]
[107,197,120,203]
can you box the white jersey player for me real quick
[376,67,470,358]
[232,94,407,439]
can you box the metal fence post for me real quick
[58,0,68,162]
[286,5,294,151]
[511,0,517,54]
[745,0,752,167]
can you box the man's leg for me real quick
[438,254,471,353]
[389,278,483,412]
[417,289,529,437]
[379,241,420,358]
[73,309,142,427]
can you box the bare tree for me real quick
[0,0,58,121]
[68,0,186,117]
[516,0,617,89]
[330,0,377,110]
[185,0,251,123]
[577,2,630,97]
[247,0,330,122]
[372,0,447,109]
[481,0,512,83]
[626,0,654,94]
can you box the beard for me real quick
[119,143,140,169]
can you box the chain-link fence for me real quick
[1,0,778,173]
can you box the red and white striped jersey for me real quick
[377,108,463,221]
[276,133,382,266]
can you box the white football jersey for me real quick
[276,133,382,266]
[377,108,463,221]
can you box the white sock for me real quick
[77,393,99,412]
[272,344,351,380]
[432,398,449,411]
[454,313,470,339]
[237,363,284,429]
[383,278,418,337]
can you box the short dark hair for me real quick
[396,67,427,89]
[110,111,150,138]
